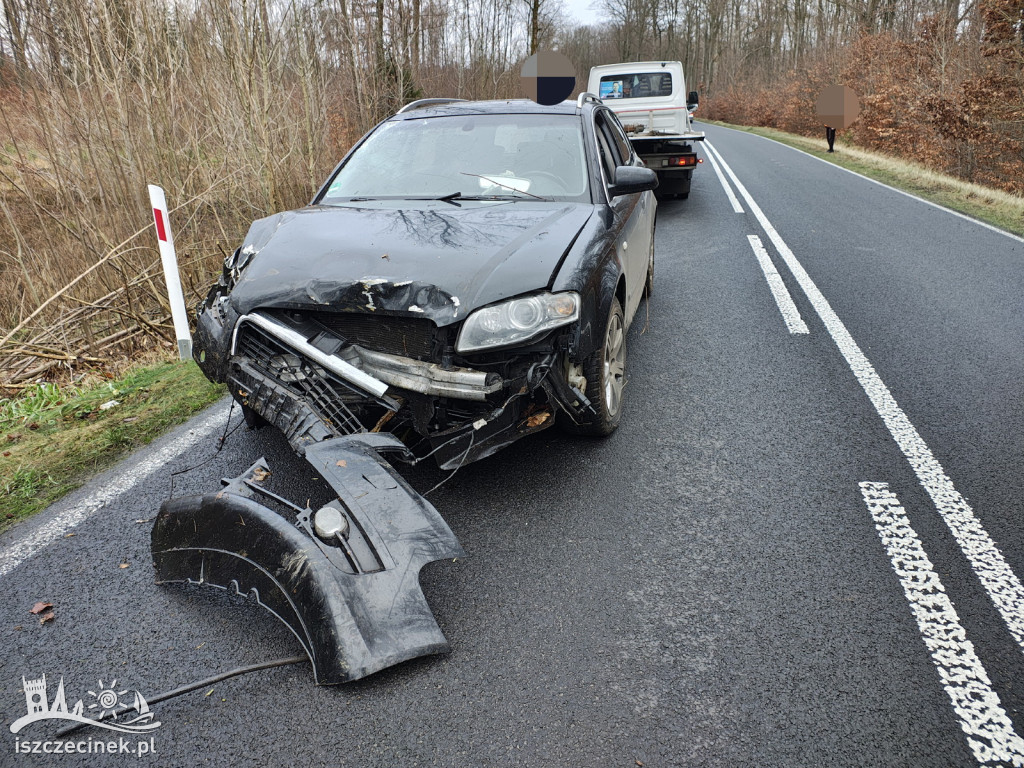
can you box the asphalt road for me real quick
[2,123,1023,767]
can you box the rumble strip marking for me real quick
[746,235,808,334]
[704,140,1024,655]
[860,482,1024,767]
[0,402,231,579]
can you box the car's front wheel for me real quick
[569,297,625,436]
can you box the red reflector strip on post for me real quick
[153,208,167,242]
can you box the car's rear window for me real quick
[599,73,673,100]
[321,114,589,202]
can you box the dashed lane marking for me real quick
[746,234,809,334]
[705,139,1024,655]
[702,143,744,213]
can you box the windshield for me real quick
[599,73,673,100]
[321,114,590,202]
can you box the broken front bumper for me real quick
[152,434,464,684]
[231,311,501,403]
[197,302,593,467]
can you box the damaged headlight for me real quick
[456,292,579,353]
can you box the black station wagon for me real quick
[193,94,658,468]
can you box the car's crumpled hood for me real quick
[227,200,594,326]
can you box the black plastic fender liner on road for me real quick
[151,434,465,685]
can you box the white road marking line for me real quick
[705,139,1024,654]
[721,127,1024,245]
[746,234,809,334]
[0,401,231,579]
[860,482,1024,767]
[702,144,744,213]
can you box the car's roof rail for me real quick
[576,92,602,108]
[397,98,468,114]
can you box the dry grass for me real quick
[0,0,540,389]
[0,0,356,388]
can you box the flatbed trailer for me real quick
[588,61,705,198]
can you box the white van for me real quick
[587,61,705,198]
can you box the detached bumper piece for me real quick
[151,434,464,684]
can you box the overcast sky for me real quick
[560,0,604,26]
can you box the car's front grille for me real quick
[309,312,437,360]
[235,323,365,435]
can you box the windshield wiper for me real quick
[453,195,524,202]
[434,191,463,205]
[397,192,463,205]
[458,173,546,200]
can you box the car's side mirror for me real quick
[688,90,699,105]
[609,166,658,197]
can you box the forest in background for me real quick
[0,0,1021,386]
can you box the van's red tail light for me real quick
[666,155,697,167]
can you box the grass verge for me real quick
[0,361,225,533]
[702,121,1024,238]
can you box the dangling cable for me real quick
[168,399,241,498]
[53,654,309,739]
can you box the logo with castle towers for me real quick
[10,674,161,735]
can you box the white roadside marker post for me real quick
[147,184,192,360]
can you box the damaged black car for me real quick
[152,95,658,684]
[193,94,658,468]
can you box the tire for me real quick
[570,297,626,436]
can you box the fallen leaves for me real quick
[30,602,55,625]
[526,411,551,428]
[251,467,270,482]
[336,460,347,467]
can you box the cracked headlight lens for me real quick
[456,292,579,353]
